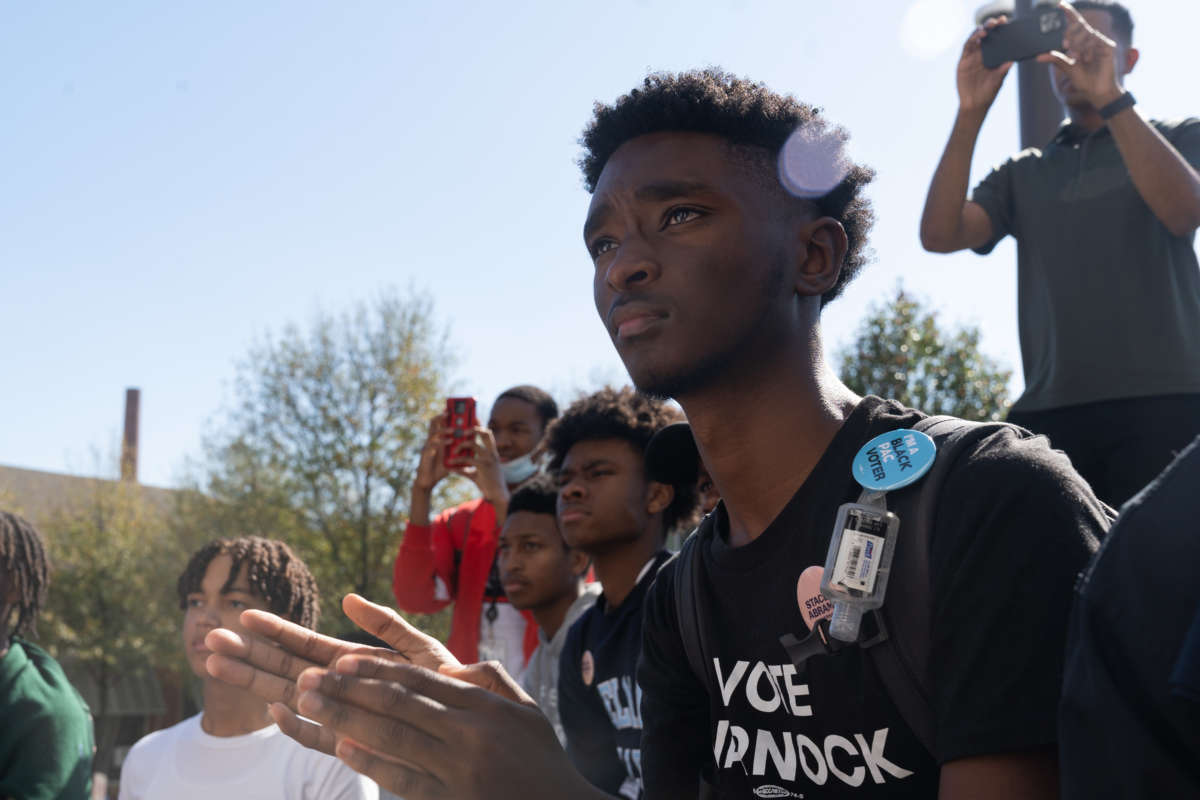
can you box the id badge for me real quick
[826,502,898,596]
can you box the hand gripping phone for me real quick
[981,7,1066,69]
[443,397,477,469]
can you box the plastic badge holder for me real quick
[820,502,900,642]
[819,428,936,643]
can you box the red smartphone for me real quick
[443,397,477,469]
[981,7,1065,69]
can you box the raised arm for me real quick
[393,416,457,614]
[408,415,450,529]
[1038,2,1200,236]
[920,18,1011,254]
[1104,112,1200,236]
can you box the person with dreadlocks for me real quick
[0,510,94,800]
[118,536,377,800]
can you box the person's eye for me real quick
[590,238,617,259]
[186,597,203,608]
[522,542,540,552]
[228,598,248,610]
[663,207,702,227]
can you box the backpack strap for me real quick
[674,529,714,691]
[673,415,1014,761]
[673,528,719,799]
[866,415,1009,756]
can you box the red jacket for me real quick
[392,497,538,666]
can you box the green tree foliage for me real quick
[184,289,463,636]
[837,285,1013,421]
[38,477,195,776]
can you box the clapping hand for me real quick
[204,593,461,755]
[205,594,600,799]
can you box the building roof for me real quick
[0,463,175,527]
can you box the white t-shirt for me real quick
[118,714,378,800]
[478,600,529,675]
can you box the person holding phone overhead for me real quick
[920,1,1200,508]
[393,386,558,674]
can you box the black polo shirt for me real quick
[970,116,1200,413]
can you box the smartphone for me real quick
[443,397,477,469]
[981,7,1065,69]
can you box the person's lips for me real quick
[608,302,668,341]
[559,507,589,524]
[502,579,529,594]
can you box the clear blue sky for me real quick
[2,0,1195,488]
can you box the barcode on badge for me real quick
[832,529,884,594]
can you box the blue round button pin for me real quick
[851,429,937,492]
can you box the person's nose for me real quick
[191,602,220,629]
[501,555,524,578]
[603,233,660,294]
[560,479,586,503]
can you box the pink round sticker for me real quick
[797,566,833,630]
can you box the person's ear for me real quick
[794,216,848,300]
[1123,46,1139,76]
[646,481,674,516]
[568,549,590,579]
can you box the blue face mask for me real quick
[501,452,540,485]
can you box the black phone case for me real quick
[980,8,1066,69]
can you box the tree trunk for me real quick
[93,662,118,782]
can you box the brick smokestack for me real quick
[122,388,140,482]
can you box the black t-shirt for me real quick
[559,551,671,799]
[1059,435,1200,798]
[639,397,1108,799]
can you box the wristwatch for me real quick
[1099,92,1136,120]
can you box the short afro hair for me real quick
[1073,1,1133,43]
[579,68,875,306]
[507,473,559,518]
[177,536,320,630]
[544,387,698,534]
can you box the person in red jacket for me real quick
[392,385,558,674]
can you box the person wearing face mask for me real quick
[392,385,559,675]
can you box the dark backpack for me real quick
[673,415,1015,757]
